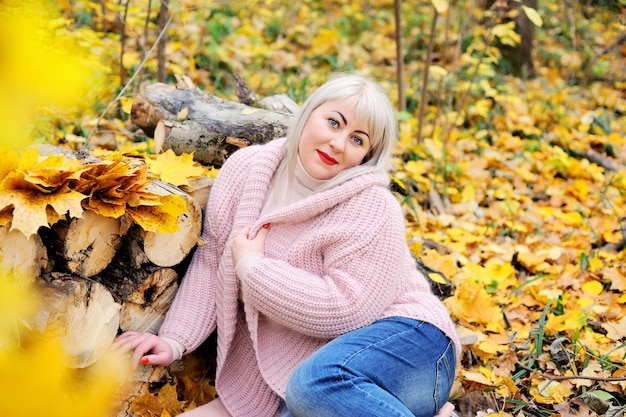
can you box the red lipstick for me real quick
[317,150,337,165]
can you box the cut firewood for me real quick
[33,273,121,369]
[0,223,49,279]
[179,176,213,209]
[131,81,294,166]
[120,267,179,334]
[64,211,132,278]
[142,180,204,267]
[90,225,164,302]
[152,119,243,167]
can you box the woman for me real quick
[114,73,460,417]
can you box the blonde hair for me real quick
[280,73,397,191]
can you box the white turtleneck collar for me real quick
[259,154,328,217]
[295,154,327,191]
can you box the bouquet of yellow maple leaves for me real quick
[0,147,212,239]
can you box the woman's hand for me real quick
[231,223,270,267]
[111,331,175,369]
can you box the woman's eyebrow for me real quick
[331,110,347,125]
[332,110,370,138]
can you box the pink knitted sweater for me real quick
[158,138,461,417]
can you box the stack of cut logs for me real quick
[0,75,297,416]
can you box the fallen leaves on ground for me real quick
[396,73,626,412]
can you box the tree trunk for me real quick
[485,0,538,78]
[157,0,169,83]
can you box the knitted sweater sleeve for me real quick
[241,187,409,339]
[158,148,249,353]
[156,210,220,352]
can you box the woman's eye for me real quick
[351,136,363,146]
[328,118,339,128]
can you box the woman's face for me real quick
[298,100,372,180]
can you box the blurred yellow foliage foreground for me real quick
[0,272,126,417]
[0,0,107,151]
[0,1,128,415]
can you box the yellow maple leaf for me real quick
[0,188,84,237]
[464,262,517,289]
[146,150,208,187]
[460,369,492,386]
[403,160,431,187]
[78,159,152,219]
[18,148,85,192]
[464,366,520,399]
[477,339,510,355]
[405,159,427,178]
[127,194,188,234]
[85,196,127,219]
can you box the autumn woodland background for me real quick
[1,0,626,416]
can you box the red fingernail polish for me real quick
[262,223,270,229]
[141,357,149,365]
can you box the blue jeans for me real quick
[282,317,456,417]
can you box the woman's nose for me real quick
[328,134,346,151]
